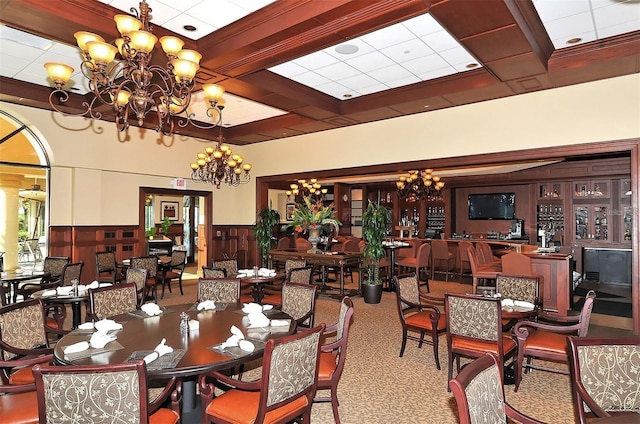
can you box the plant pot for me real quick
[307,226,322,254]
[362,282,383,304]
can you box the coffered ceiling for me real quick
[0,0,639,146]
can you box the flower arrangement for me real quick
[286,196,341,235]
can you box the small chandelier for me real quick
[286,179,327,202]
[189,126,252,188]
[44,0,226,135]
[396,169,445,202]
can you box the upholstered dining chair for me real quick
[280,281,318,329]
[431,239,455,282]
[295,237,313,251]
[197,278,241,303]
[43,261,84,329]
[202,266,226,279]
[16,256,69,300]
[0,371,40,424]
[568,336,640,423]
[199,325,324,424]
[95,250,120,285]
[125,267,148,306]
[475,242,500,266]
[394,274,446,370]
[396,243,432,290]
[457,240,473,279]
[449,352,546,424]
[32,361,182,424]
[212,259,238,277]
[262,266,314,306]
[513,290,596,392]
[285,259,307,277]
[467,245,500,295]
[501,252,544,289]
[313,297,354,424]
[496,274,541,330]
[130,256,159,303]
[88,282,139,321]
[160,249,187,298]
[0,299,60,388]
[445,292,517,390]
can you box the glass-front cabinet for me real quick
[575,205,610,242]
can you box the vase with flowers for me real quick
[286,196,341,253]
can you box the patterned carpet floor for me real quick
[157,277,580,424]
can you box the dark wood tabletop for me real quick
[53,303,295,379]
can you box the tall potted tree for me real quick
[361,199,392,304]
[254,207,281,267]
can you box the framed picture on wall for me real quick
[286,203,296,221]
[161,201,179,221]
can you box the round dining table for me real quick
[32,287,90,329]
[53,303,295,411]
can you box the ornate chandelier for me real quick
[189,126,251,188]
[286,179,327,202]
[396,169,445,202]
[44,0,226,135]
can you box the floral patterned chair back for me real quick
[131,256,158,279]
[32,361,181,424]
[0,299,48,361]
[496,275,540,305]
[285,259,306,276]
[42,256,70,280]
[198,278,240,303]
[212,259,238,277]
[89,283,138,321]
[568,336,640,423]
[287,266,313,285]
[95,251,117,284]
[126,268,148,298]
[449,352,544,424]
[281,282,317,328]
[60,262,83,286]
[202,267,226,279]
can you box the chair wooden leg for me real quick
[178,277,184,295]
[330,386,341,424]
[399,329,408,357]
[432,330,441,370]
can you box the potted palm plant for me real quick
[254,207,281,267]
[286,196,341,253]
[361,199,392,304]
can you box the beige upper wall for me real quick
[1,74,639,226]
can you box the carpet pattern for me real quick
[158,278,578,423]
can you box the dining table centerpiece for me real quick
[286,196,341,253]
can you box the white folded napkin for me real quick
[238,339,255,352]
[257,268,276,277]
[219,325,246,349]
[270,319,290,327]
[90,331,117,349]
[94,319,122,333]
[88,281,100,289]
[99,283,113,287]
[262,304,273,311]
[143,338,174,364]
[501,298,515,307]
[197,300,216,311]
[41,289,57,297]
[242,303,262,314]
[64,341,90,354]
[514,300,535,309]
[77,322,95,330]
[141,303,162,316]
[56,286,74,295]
[248,312,270,328]
[188,319,200,330]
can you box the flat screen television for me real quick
[468,193,515,220]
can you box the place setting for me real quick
[62,319,124,360]
[209,325,266,358]
[125,338,187,371]
[188,299,230,312]
[127,302,174,319]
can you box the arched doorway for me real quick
[0,108,52,271]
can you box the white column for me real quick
[0,174,24,271]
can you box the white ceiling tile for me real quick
[161,14,215,40]
[324,39,376,60]
[0,57,30,77]
[550,30,597,49]
[229,0,277,11]
[344,51,396,73]
[386,74,420,88]
[314,81,351,99]
[187,1,247,29]
[336,74,381,91]
[417,67,459,81]
[155,0,204,10]
[45,43,84,62]
[543,12,594,40]
[367,64,414,84]
[593,3,640,30]
[314,61,360,80]
[401,13,444,37]
[145,2,182,26]
[532,0,591,22]
[355,83,389,96]
[360,23,416,50]
[438,46,477,67]
[292,51,339,70]
[0,38,47,62]
[420,29,460,53]
[380,38,434,63]
[401,54,451,75]
[597,21,640,38]
[0,25,52,49]
[290,71,331,87]
[269,61,309,76]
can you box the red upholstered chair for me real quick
[33,361,182,424]
[396,242,431,290]
[513,290,596,392]
[450,353,545,424]
[445,292,517,390]
[394,274,446,370]
[457,240,473,279]
[431,240,455,281]
[476,242,499,266]
[314,297,354,424]
[467,245,500,295]
[568,336,640,423]
[199,326,324,424]
[295,237,313,251]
